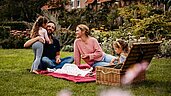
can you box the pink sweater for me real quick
[74,37,104,66]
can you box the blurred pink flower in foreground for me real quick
[99,88,133,96]
[122,60,149,85]
[57,89,72,96]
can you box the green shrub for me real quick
[0,26,11,41]
[61,45,74,52]
[91,31,125,54]
[0,21,32,31]
[130,15,171,41]
[58,29,75,49]
[0,30,30,49]
[160,39,171,57]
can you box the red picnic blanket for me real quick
[38,64,96,83]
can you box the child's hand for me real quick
[110,57,119,65]
[37,36,45,43]
[110,58,115,65]
[48,41,52,44]
[47,40,52,44]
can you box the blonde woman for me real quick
[74,24,116,68]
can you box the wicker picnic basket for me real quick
[96,41,161,86]
[96,65,146,86]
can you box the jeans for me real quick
[31,41,44,71]
[41,56,74,69]
[92,54,116,67]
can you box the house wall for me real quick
[71,0,87,9]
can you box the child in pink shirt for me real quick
[74,24,116,68]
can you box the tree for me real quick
[0,0,48,22]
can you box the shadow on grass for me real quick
[133,80,170,86]
[132,80,171,93]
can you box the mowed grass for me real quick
[0,49,171,96]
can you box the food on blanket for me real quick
[47,68,56,72]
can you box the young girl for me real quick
[110,40,149,85]
[30,16,51,44]
[30,16,50,74]
[110,40,129,65]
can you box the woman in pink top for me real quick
[74,24,116,68]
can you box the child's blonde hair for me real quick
[30,16,48,38]
[113,40,129,54]
[76,24,90,37]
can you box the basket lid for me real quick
[121,41,162,71]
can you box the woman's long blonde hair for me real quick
[30,16,48,38]
[77,24,90,37]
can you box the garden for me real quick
[0,0,171,96]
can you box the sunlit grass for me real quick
[0,49,171,96]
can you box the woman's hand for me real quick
[81,54,89,59]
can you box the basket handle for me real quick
[97,70,120,74]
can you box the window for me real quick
[77,0,80,8]
[71,0,74,9]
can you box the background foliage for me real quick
[0,0,47,22]
[1,1,171,56]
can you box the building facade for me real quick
[70,0,87,9]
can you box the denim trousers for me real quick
[31,41,43,71]
[40,56,74,69]
[92,54,117,67]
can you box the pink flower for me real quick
[121,60,149,85]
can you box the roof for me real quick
[85,0,111,4]
[97,0,111,3]
[85,0,95,4]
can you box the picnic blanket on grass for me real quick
[38,64,96,83]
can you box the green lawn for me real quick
[0,49,171,96]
